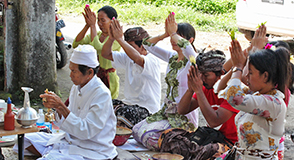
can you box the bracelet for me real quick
[222,68,228,74]
[231,67,243,73]
[170,32,177,37]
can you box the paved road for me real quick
[58,17,294,159]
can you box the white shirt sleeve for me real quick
[182,45,198,60]
[111,51,128,69]
[143,44,173,62]
[139,54,160,78]
[218,78,285,120]
[60,91,114,140]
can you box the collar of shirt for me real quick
[77,76,98,96]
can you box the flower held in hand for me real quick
[189,55,196,67]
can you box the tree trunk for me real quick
[5,0,57,101]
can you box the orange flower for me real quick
[243,121,254,131]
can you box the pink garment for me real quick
[284,88,290,107]
[278,87,289,160]
[279,136,285,143]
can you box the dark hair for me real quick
[249,48,290,93]
[270,40,290,50]
[213,71,222,77]
[134,40,143,48]
[270,41,294,94]
[289,63,294,94]
[78,65,99,76]
[98,6,118,19]
[177,23,196,51]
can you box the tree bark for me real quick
[5,0,57,100]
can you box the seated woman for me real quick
[217,25,293,159]
[218,39,290,159]
[132,12,199,151]
[73,5,121,99]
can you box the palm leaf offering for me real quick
[228,30,235,40]
[257,21,267,28]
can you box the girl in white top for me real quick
[143,12,199,128]
[218,40,290,159]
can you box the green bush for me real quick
[63,0,237,14]
[56,0,238,32]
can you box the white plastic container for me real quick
[0,99,15,114]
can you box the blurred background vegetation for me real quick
[56,0,238,32]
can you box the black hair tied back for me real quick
[274,48,291,93]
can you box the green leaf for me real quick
[257,21,267,28]
[228,30,235,40]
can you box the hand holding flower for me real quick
[165,12,177,36]
[189,55,196,67]
[82,7,96,27]
[257,21,267,28]
[230,40,247,69]
[251,24,268,51]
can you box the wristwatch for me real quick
[232,67,243,73]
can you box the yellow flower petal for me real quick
[189,55,196,65]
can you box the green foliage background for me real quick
[56,0,238,32]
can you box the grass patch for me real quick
[56,0,238,32]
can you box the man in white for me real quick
[13,45,117,160]
[102,19,161,128]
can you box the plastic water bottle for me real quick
[36,109,45,126]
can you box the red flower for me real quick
[264,43,273,49]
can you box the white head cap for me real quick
[70,45,99,68]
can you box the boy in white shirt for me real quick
[102,19,161,128]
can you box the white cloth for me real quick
[70,44,99,68]
[14,76,117,160]
[112,52,161,113]
[143,44,199,127]
[218,78,286,159]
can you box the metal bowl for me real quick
[16,106,38,120]
[16,118,39,128]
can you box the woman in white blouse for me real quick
[218,39,290,159]
[142,12,199,127]
[132,12,199,151]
